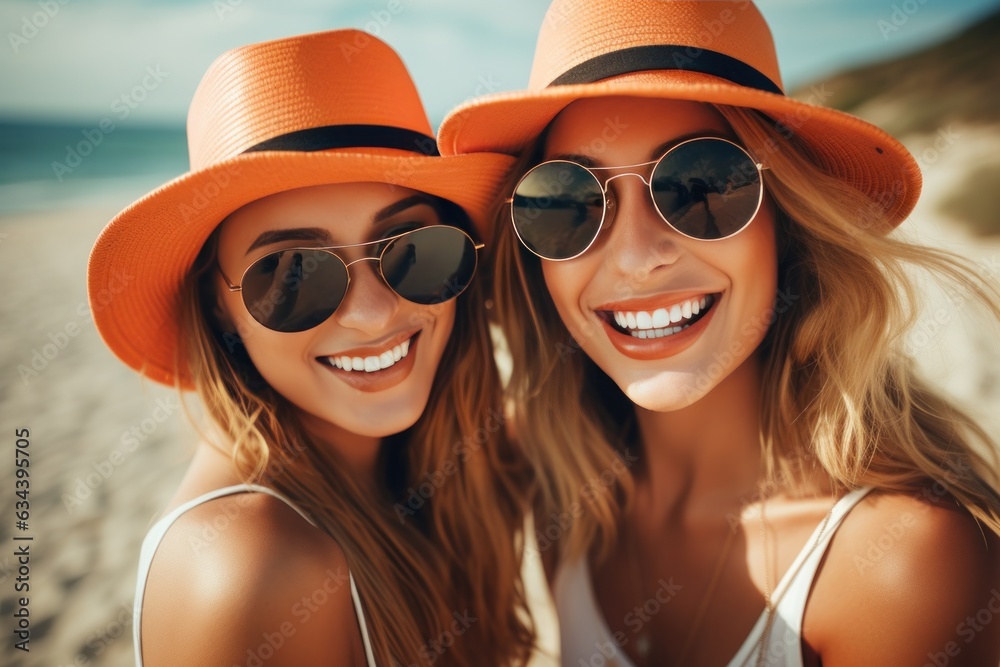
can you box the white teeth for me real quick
[325,336,414,373]
[610,296,714,335]
[628,324,692,339]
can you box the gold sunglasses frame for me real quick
[216,225,484,332]
[508,136,769,262]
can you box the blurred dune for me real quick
[792,6,1000,236]
[789,8,1000,436]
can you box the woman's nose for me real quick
[332,259,399,335]
[599,176,683,283]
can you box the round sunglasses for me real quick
[218,225,482,333]
[509,136,768,261]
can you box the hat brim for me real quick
[439,70,922,229]
[87,149,516,389]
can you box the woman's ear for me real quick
[199,272,243,354]
[193,227,239,335]
[214,290,249,356]
[771,199,792,264]
[213,287,237,334]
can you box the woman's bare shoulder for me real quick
[808,489,1000,665]
[140,489,363,667]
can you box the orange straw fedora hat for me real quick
[438,0,921,228]
[88,29,516,389]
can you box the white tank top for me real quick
[132,483,377,667]
[552,487,873,667]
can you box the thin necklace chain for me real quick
[625,508,738,667]
[624,486,840,667]
[625,521,654,664]
[672,523,739,665]
[753,493,836,667]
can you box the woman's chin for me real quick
[619,374,712,413]
[348,418,422,439]
[327,406,426,440]
[292,396,429,442]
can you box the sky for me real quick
[1,0,998,127]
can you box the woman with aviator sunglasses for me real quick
[441,1,1000,665]
[88,31,537,667]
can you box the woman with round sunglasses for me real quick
[440,1,1000,665]
[88,30,538,667]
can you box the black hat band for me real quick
[549,45,783,95]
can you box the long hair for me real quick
[493,102,1000,567]
[176,197,535,667]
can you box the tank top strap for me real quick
[770,486,874,605]
[729,486,874,666]
[133,483,376,667]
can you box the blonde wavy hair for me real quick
[176,197,535,667]
[493,102,1000,566]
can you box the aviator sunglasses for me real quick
[509,137,768,261]
[218,225,482,333]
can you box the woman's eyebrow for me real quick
[243,195,442,256]
[545,152,600,167]
[546,128,729,167]
[372,194,438,224]
[245,227,332,255]
[646,129,731,160]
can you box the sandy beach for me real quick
[0,200,192,667]
[1,123,998,666]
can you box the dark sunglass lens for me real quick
[651,139,762,240]
[241,249,347,332]
[381,227,477,305]
[511,162,605,259]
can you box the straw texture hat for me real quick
[438,0,921,228]
[88,29,516,388]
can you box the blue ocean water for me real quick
[0,120,188,213]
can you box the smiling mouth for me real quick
[318,332,419,373]
[600,294,718,339]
